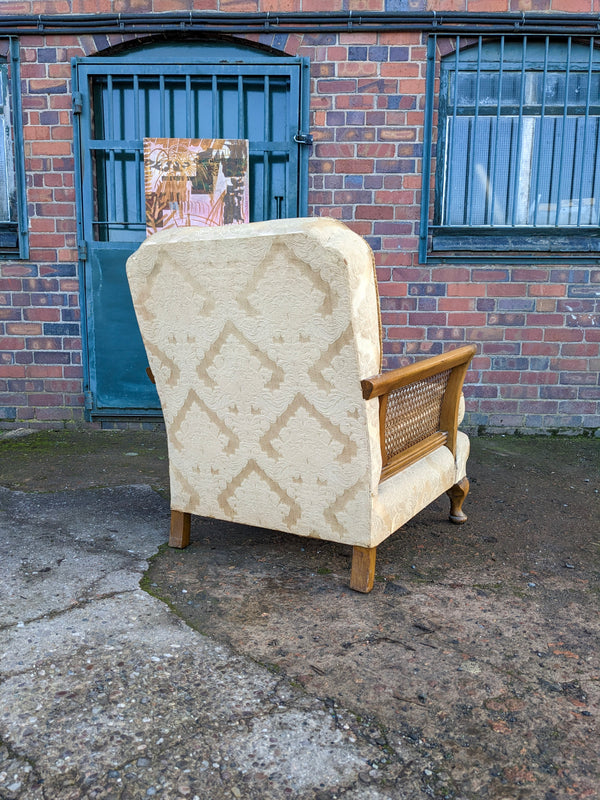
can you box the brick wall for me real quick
[0,34,82,427]
[297,24,600,434]
[0,0,599,434]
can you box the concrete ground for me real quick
[0,428,598,800]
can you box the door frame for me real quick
[72,40,311,420]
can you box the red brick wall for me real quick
[0,0,599,434]
[1,35,82,427]
[3,1,600,13]
[295,26,599,434]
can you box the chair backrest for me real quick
[127,217,383,542]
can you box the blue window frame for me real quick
[421,35,600,262]
[0,40,28,259]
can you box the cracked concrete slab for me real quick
[0,486,167,628]
[0,485,390,800]
[0,430,598,799]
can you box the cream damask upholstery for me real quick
[127,217,476,592]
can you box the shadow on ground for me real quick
[1,429,598,799]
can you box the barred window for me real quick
[0,42,27,259]
[421,36,600,261]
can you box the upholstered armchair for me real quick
[127,218,476,592]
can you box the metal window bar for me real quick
[442,38,460,227]
[212,75,219,138]
[483,118,493,224]
[532,37,550,227]
[159,75,165,138]
[133,75,142,224]
[238,75,244,138]
[263,75,270,220]
[418,34,437,263]
[185,75,192,137]
[85,64,301,238]
[8,38,28,258]
[0,64,10,221]
[591,110,600,226]
[510,36,527,227]
[554,38,572,226]
[106,76,116,228]
[488,36,505,226]
[576,38,595,226]
[466,37,483,227]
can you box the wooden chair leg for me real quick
[169,510,191,548]
[447,477,469,524]
[350,545,376,593]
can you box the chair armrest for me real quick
[361,345,476,482]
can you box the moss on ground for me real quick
[0,428,169,492]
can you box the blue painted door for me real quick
[73,43,309,417]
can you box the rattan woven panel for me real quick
[383,370,450,460]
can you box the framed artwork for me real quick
[144,138,250,234]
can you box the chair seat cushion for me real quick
[369,431,470,549]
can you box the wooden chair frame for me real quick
[349,344,476,592]
[133,217,477,595]
[167,345,476,593]
[361,345,476,482]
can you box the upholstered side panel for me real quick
[458,393,465,424]
[127,218,381,545]
[368,431,471,549]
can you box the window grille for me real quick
[0,41,27,259]
[72,45,309,417]
[421,35,600,261]
[88,67,298,243]
[0,67,12,222]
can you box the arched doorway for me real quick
[73,40,310,418]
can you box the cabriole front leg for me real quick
[447,477,470,524]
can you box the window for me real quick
[0,40,27,259]
[421,36,600,261]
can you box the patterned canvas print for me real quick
[144,138,249,234]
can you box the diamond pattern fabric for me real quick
[127,217,469,550]
[127,218,382,544]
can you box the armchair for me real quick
[127,217,476,592]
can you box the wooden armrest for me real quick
[361,345,476,400]
[361,345,476,482]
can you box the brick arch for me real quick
[88,31,298,59]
